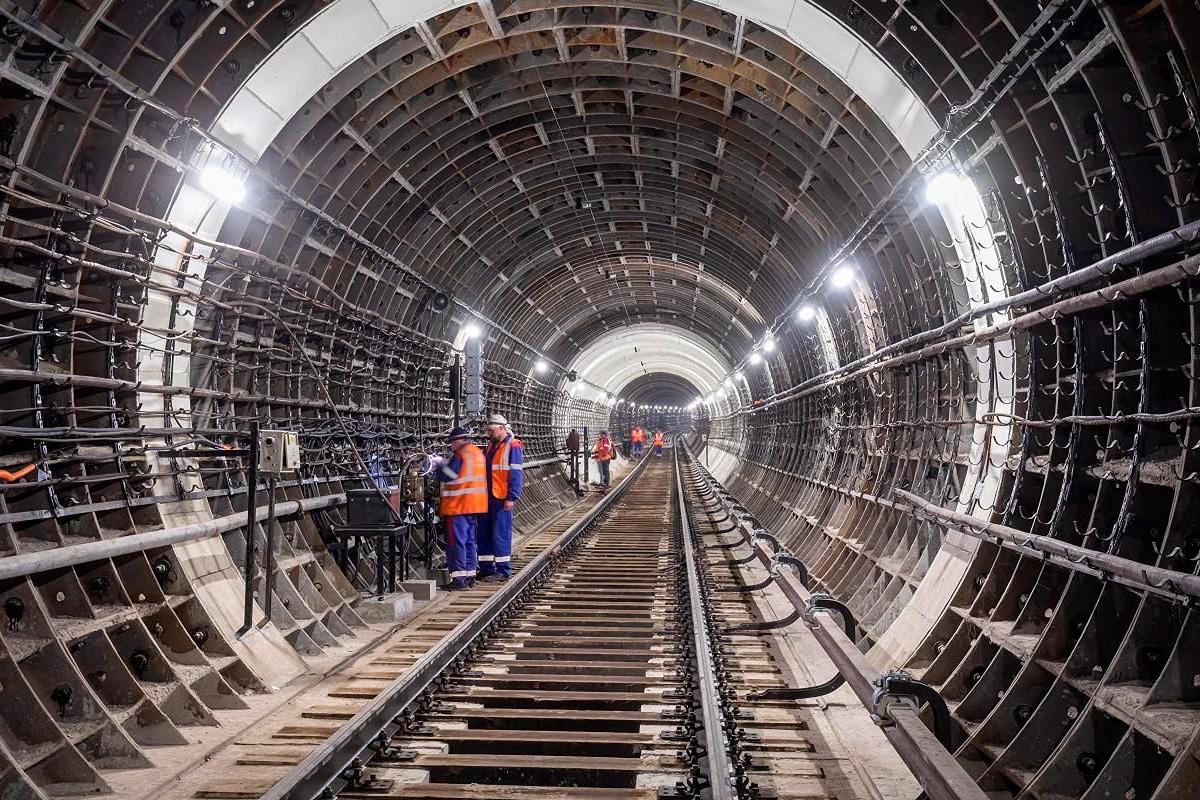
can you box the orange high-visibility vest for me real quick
[439,444,488,516]
[488,436,523,499]
[654,432,665,446]
[631,428,645,443]
[596,437,614,462]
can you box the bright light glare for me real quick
[749,353,764,365]
[723,378,734,388]
[830,265,856,289]
[926,171,967,205]
[462,323,482,339]
[200,164,247,203]
[534,359,548,374]
[762,337,776,353]
[733,371,744,381]
[797,305,817,322]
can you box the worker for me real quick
[480,414,523,582]
[432,427,487,591]
[653,430,665,457]
[595,429,616,490]
[630,425,645,458]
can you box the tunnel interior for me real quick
[0,0,1199,797]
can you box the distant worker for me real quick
[653,430,665,457]
[595,429,617,491]
[565,427,581,489]
[630,425,645,458]
[481,414,524,582]
[432,427,486,591]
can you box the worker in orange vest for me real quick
[432,427,487,591]
[594,430,617,490]
[630,425,645,458]
[481,414,524,581]
[653,430,665,457]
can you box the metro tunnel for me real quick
[0,0,1198,798]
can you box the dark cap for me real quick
[448,426,472,441]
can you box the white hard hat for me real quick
[486,414,509,426]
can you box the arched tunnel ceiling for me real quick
[193,0,940,368]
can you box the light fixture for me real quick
[762,337,776,353]
[462,322,482,340]
[926,171,966,205]
[797,304,817,322]
[715,388,726,398]
[830,265,856,289]
[749,353,763,365]
[199,162,247,203]
[733,371,744,381]
[723,378,734,388]
[534,359,548,374]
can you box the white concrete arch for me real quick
[567,323,732,401]
[213,0,937,163]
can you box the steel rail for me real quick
[680,446,990,800]
[674,448,739,800]
[259,454,653,800]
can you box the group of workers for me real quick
[432,418,667,589]
[583,425,667,492]
[628,425,665,458]
[432,414,523,591]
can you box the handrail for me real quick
[680,445,990,800]
[260,452,654,800]
[0,492,345,580]
[894,489,1200,601]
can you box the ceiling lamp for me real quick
[830,265,856,289]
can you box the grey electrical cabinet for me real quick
[465,337,484,417]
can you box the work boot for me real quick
[440,580,469,592]
[480,573,509,583]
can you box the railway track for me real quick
[206,453,862,800]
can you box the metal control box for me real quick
[464,337,484,417]
[258,430,301,473]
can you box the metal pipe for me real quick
[262,474,279,624]
[0,493,344,580]
[894,489,1200,601]
[682,450,989,800]
[239,422,260,636]
[753,251,1200,411]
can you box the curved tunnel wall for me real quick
[0,1,1197,798]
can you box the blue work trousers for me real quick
[479,498,513,577]
[445,514,479,587]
